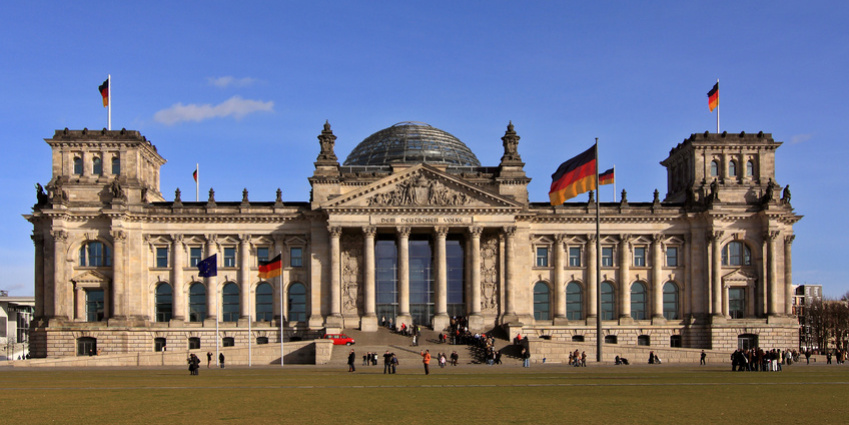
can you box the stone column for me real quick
[328,226,342,320]
[586,234,598,320]
[710,231,724,317]
[433,226,450,330]
[554,235,567,321]
[171,234,185,321]
[361,226,378,331]
[468,227,483,331]
[239,234,251,320]
[618,234,631,320]
[651,234,663,321]
[75,286,85,321]
[111,230,125,320]
[32,234,45,318]
[52,230,69,320]
[784,235,795,315]
[205,235,218,321]
[766,230,780,316]
[503,226,518,320]
[396,227,411,326]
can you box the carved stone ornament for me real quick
[480,235,499,312]
[316,120,338,162]
[368,173,472,207]
[341,233,362,314]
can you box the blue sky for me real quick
[2,1,847,297]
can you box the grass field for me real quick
[1,363,847,424]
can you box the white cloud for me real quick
[790,134,812,145]
[207,76,258,88]
[153,96,274,125]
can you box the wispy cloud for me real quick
[790,134,812,145]
[154,96,274,125]
[207,76,259,88]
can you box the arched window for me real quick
[155,283,172,322]
[746,160,755,177]
[601,282,615,321]
[255,282,273,321]
[710,160,719,177]
[722,241,752,266]
[222,283,240,322]
[111,156,120,175]
[92,157,102,175]
[663,282,679,320]
[631,282,647,320]
[188,283,206,322]
[728,160,737,177]
[288,283,306,322]
[79,241,112,267]
[566,282,583,320]
[77,337,97,356]
[533,282,551,320]
[73,157,83,175]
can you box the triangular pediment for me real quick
[323,164,522,211]
[71,270,110,285]
[722,268,758,283]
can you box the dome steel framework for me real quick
[343,122,481,167]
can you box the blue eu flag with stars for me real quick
[197,254,217,277]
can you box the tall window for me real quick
[663,282,679,320]
[222,283,240,322]
[256,282,273,321]
[223,247,236,267]
[155,283,172,322]
[729,288,745,318]
[666,247,679,267]
[375,239,397,321]
[722,241,752,266]
[111,156,120,175]
[156,247,169,268]
[710,160,719,177]
[80,241,112,267]
[601,247,614,267]
[728,160,737,177]
[566,282,583,320]
[409,239,434,326]
[288,282,307,322]
[569,247,581,267]
[190,247,202,267]
[92,157,103,175]
[631,282,647,320]
[601,282,615,320]
[256,247,270,264]
[446,239,465,318]
[746,160,755,177]
[290,247,303,267]
[188,283,206,322]
[73,157,83,175]
[536,247,549,267]
[633,246,646,267]
[533,282,550,321]
[86,289,104,322]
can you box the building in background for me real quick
[0,291,35,360]
[24,123,802,358]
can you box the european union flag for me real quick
[197,254,217,277]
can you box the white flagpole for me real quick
[248,289,252,367]
[107,74,112,131]
[195,163,199,202]
[215,278,220,367]
[279,266,284,367]
[595,139,603,363]
[612,164,617,202]
[716,79,720,133]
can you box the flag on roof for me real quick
[708,82,719,112]
[98,78,109,107]
[549,144,597,205]
[599,168,614,186]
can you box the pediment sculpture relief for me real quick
[368,174,472,207]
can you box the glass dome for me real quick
[343,122,481,166]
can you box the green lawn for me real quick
[1,364,846,424]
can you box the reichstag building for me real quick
[25,121,801,358]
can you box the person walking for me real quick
[421,350,431,375]
[383,350,393,374]
[700,350,707,365]
[219,352,225,368]
[390,354,399,374]
[207,352,212,368]
[348,349,356,372]
[522,348,531,368]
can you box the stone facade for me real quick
[25,124,801,359]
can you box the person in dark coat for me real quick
[348,349,356,372]
[219,352,225,368]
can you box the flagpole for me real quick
[612,164,616,202]
[216,277,220,367]
[595,138,603,363]
[107,74,112,131]
[716,79,720,133]
[195,163,199,202]
[279,266,284,367]
[248,290,252,367]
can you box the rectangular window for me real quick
[666,247,678,267]
[634,247,646,267]
[290,247,303,267]
[536,247,549,267]
[86,289,105,322]
[729,288,746,319]
[257,247,269,264]
[111,156,121,175]
[569,247,581,267]
[601,247,614,267]
[156,247,169,268]
[223,247,236,267]
[189,247,202,267]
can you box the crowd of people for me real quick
[731,348,790,371]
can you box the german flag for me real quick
[549,145,597,205]
[258,254,282,279]
[599,168,614,186]
[98,78,109,107]
[707,82,718,112]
